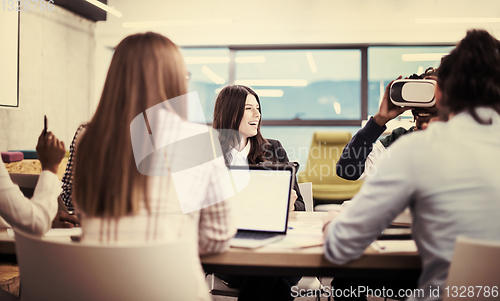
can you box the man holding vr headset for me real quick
[336,67,439,181]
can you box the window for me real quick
[181,45,455,169]
[261,126,361,168]
[181,48,230,123]
[235,49,362,122]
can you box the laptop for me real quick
[228,164,296,248]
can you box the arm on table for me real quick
[325,135,416,264]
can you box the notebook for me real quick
[228,164,296,249]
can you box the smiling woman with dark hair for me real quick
[213,85,270,165]
[212,84,304,301]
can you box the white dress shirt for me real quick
[324,108,500,301]
[0,160,60,235]
[228,141,251,166]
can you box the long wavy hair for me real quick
[73,32,188,218]
[438,29,500,124]
[213,85,271,165]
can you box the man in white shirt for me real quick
[324,29,500,301]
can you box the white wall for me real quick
[96,0,500,48]
[93,41,113,115]
[0,6,95,152]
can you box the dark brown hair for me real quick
[73,32,188,217]
[437,29,500,124]
[213,85,271,165]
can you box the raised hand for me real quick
[373,76,410,127]
[36,130,66,175]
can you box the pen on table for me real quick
[373,240,386,250]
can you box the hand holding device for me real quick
[372,76,411,127]
[36,118,66,175]
[289,189,297,212]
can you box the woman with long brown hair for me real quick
[213,84,303,301]
[73,32,235,301]
[213,84,305,211]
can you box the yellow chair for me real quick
[298,132,363,204]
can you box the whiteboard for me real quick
[0,10,19,108]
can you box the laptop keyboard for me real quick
[234,232,278,240]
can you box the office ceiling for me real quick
[56,0,107,21]
[95,0,500,47]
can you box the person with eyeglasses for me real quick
[336,67,440,181]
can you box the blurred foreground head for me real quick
[74,32,188,218]
[437,29,500,124]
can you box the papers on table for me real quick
[371,240,417,253]
[43,228,82,237]
[265,234,323,249]
[265,220,324,249]
[261,215,418,252]
[319,202,413,227]
[7,227,82,238]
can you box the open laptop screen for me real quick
[227,165,294,233]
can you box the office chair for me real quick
[298,132,363,205]
[208,273,326,300]
[444,236,500,301]
[298,182,313,212]
[14,229,197,301]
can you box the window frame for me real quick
[182,43,454,127]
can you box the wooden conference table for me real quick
[201,212,422,280]
[0,212,421,280]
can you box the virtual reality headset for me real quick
[390,79,436,107]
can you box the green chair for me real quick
[298,132,363,205]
